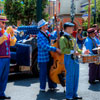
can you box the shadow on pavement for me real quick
[88,82,100,91]
[8,72,35,81]
[13,78,39,87]
[36,91,66,100]
[8,73,39,87]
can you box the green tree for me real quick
[4,0,23,25]
[83,0,100,27]
[0,0,5,15]
[21,0,37,25]
[96,0,100,23]
[42,0,49,21]
[4,0,48,25]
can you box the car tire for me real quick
[31,51,39,77]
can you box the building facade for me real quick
[44,0,57,18]
[57,0,88,28]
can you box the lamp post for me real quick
[37,0,42,22]
[70,0,75,23]
[88,0,91,28]
[53,1,55,16]
[49,0,50,16]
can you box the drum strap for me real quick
[89,37,97,48]
[40,31,51,58]
[63,35,75,59]
[40,31,50,43]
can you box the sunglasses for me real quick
[2,22,5,24]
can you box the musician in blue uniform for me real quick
[37,19,61,92]
[85,28,100,84]
[93,33,100,46]
[60,22,84,100]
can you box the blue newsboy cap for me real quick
[64,22,75,27]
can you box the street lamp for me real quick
[37,0,42,22]
[92,7,95,23]
[53,1,56,16]
[88,0,91,28]
[70,0,75,23]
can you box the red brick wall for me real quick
[62,17,83,29]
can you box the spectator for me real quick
[77,28,86,49]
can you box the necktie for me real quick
[93,38,98,47]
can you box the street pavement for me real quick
[6,64,100,100]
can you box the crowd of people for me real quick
[72,24,100,84]
[1,14,100,100]
[37,19,100,100]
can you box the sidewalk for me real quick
[6,64,100,100]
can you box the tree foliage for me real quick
[21,0,37,25]
[4,0,48,25]
[83,0,100,27]
[4,0,23,25]
[42,0,49,21]
[0,0,5,15]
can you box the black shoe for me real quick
[88,80,96,84]
[74,96,82,99]
[0,96,11,99]
[40,89,45,92]
[48,87,59,91]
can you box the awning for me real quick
[82,14,88,21]
[80,3,89,8]
[80,10,86,13]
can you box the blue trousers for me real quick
[78,43,83,49]
[89,63,100,82]
[64,55,79,99]
[38,62,57,90]
[0,58,10,96]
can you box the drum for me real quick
[92,55,98,63]
[82,55,93,63]
[98,49,100,55]
[78,54,98,63]
[95,55,100,65]
[92,47,100,55]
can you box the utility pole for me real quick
[53,1,55,16]
[37,0,42,22]
[56,0,58,16]
[49,0,50,16]
[88,0,91,28]
[70,0,75,23]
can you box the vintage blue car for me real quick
[10,26,39,77]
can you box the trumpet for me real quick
[14,30,24,37]
[6,26,24,37]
